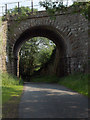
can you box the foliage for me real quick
[58,73,89,97]
[7,6,37,15]
[37,37,56,65]
[39,1,67,19]
[31,75,59,83]
[2,6,37,21]
[2,73,23,86]
[1,72,23,104]
[7,6,32,15]
[31,73,89,97]
[19,38,39,77]
[38,49,51,65]
[39,1,90,20]
[70,2,90,20]
[19,37,55,80]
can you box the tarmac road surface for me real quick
[19,82,88,118]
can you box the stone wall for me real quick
[1,11,89,76]
[0,21,8,73]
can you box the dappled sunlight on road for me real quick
[19,83,88,118]
[26,85,78,96]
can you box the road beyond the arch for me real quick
[19,83,88,118]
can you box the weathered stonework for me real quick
[0,21,8,73]
[1,11,89,76]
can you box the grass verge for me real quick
[58,73,89,97]
[1,72,23,118]
[31,73,89,97]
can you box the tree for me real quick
[19,37,55,80]
[19,38,38,77]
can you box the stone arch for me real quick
[12,25,71,77]
[7,14,81,76]
[9,16,74,59]
[2,12,88,76]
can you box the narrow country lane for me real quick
[19,83,88,118]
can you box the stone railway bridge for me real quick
[0,11,88,77]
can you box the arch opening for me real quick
[13,25,67,77]
[19,37,56,81]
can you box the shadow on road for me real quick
[19,82,88,118]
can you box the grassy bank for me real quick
[31,73,89,97]
[2,72,23,104]
[1,72,23,118]
[58,73,89,97]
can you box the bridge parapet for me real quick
[3,8,74,21]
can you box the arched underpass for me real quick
[13,25,68,77]
[2,11,88,77]
[1,10,88,119]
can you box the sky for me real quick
[0,0,45,15]
[0,0,82,16]
[0,0,74,5]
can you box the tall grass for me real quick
[2,73,23,86]
[58,73,89,97]
[1,72,23,104]
[31,73,89,97]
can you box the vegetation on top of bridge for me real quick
[40,1,90,20]
[1,1,90,21]
[2,6,37,21]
